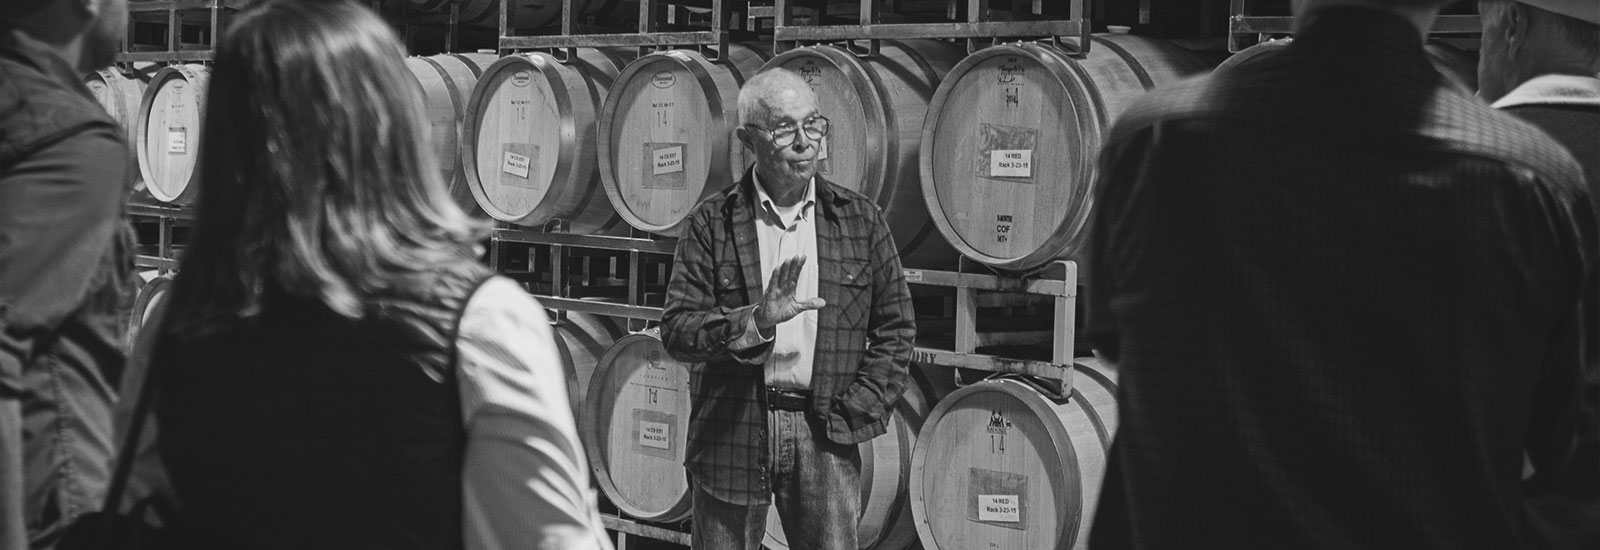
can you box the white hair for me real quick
[737,68,816,127]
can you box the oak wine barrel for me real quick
[86,64,157,150]
[463,48,634,232]
[136,64,210,205]
[1215,38,1479,91]
[763,40,965,269]
[762,367,942,550]
[126,273,173,352]
[909,359,1119,550]
[399,0,626,30]
[598,44,772,237]
[581,330,695,522]
[921,36,1213,271]
[403,52,497,216]
[552,311,624,417]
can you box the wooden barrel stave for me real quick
[761,366,941,550]
[464,48,634,233]
[909,359,1119,550]
[581,331,695,522]
[126,273,172,352]
[404,53,495,217]
[765,40,965,269]
[552,311,624,418]
[599,44,771,237]
[87,67,149,148]
[921,37,1213,271]
[137,64,210,205]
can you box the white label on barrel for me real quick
[903,269,923,283]
[167,128,187,155]
[511,71,532,87]
[652,145,684,176]
[639,420,671,450]
[503,150,531,178]
[977,495,1022,523]
[990,150,1032,178]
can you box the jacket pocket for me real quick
[714,263,746,307]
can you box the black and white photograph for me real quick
[1,0,1596,548]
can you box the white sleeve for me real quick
[457,278,614,550]
[728,310,775,351]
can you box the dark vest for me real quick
[153,265,494,550]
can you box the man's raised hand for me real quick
[755,255,826,334]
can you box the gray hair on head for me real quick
[737,67,817,127]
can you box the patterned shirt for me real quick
[661,170,915,505]
[1086,7,1600,549]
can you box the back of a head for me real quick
[176,0,484,330]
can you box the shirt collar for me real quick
[753,171,817,227]
[1490,74,1600,109]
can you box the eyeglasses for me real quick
[746,116,830,147]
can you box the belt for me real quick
[765,387,812,412]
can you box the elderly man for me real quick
[1480,0,1599,191]
[1479,2,1600,546]
[1085,0,1599,548]
[661,68,914,550]
[0,0,135,548]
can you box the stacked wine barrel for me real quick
[136,64,210,205]
[596,44,772,237]
[910,359,1119,550]
[552,311,625,417]
[463,48,634,233]
[580,330,696,522]
[402,52,498,215]
[87,64,159,196]
[920,35,1215,271]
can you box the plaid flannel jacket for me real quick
[661,170,915,505]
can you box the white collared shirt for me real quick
[1489,73,1600,109]
[729,173,820,390]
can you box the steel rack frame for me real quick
[117,0,240,64]
[602,514,693,549]
[128,202,192,273]
[499,0,755,60]
[492,228,1084,399]
[488,228,676,325]
[905,258,1079,399]
[773,0,1091,55]
[1228,0,1481,52]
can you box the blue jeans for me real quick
[692,409,860,550]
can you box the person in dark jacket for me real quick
[1478,2,1600,547]
[1085,0,1600,548]
[660,68,916,550]
[126,1,611,549]
[0,0,132,548]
